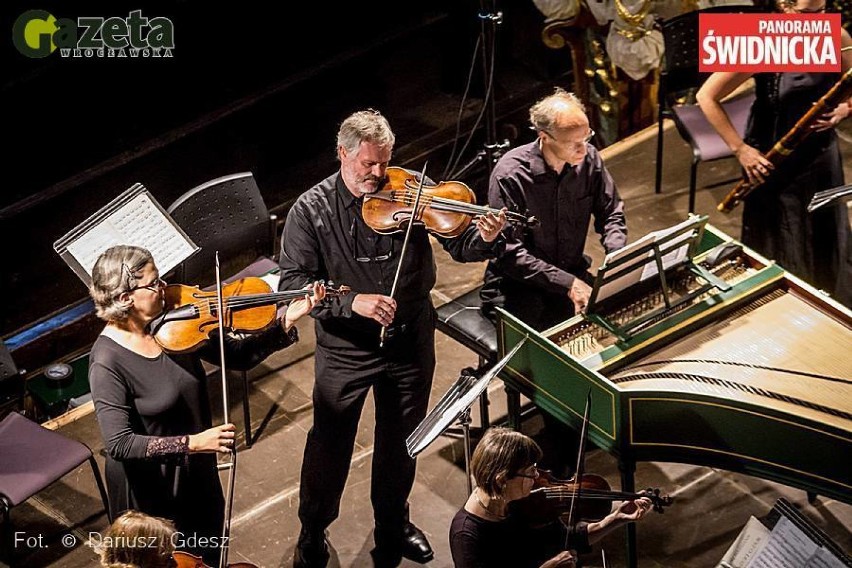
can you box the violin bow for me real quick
[564,389,592,550]
[379,161,428,348]
[214,252,237,568]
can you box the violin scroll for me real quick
[641,487,674,514]
[324,281,351,298]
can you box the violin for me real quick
[172,550,258,568]
[362,166,538,238]
[149,277,350,353]
[509,470,673,527]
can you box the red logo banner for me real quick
[699,13,841,72]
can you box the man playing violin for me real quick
[278,109,507,568]
[480,88,628,478]
[450,427,652,568]
[88,245,324,566]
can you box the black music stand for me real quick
[53,183,198,287]
[586,215,728,341]
[406,338,527,494]
[808,183,852,212]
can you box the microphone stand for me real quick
[450,0,511,193]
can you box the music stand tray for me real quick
[406,339,527,494]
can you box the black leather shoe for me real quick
[293,529,329,568]
[400,522,434,563]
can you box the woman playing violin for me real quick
[450,427,652,568]
[88,245,324,565]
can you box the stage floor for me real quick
[5,118,851,568]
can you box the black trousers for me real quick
[298,314,435,534]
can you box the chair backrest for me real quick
[167,172,273,286]
[671,91,756,160]
[0,340,18,385]
[660,4,762,107]
[0,412,92,507]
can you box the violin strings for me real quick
[181,291,312,312]
[540,488,649,500]
[541,488,641,497]
[223,291,312,308]
[543,494,639,501]
[389,190,525,221]
[392,190,490,214]
[541,487,641,496]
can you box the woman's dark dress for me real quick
[743,72,851,306]
[449,508,591,568]
[89,327,294,563]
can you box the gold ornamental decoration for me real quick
[614,0,652,27]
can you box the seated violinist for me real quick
[450,427,653,568]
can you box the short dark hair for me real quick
[471,427,542,499]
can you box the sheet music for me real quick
[717,516,771,568]
[63,192,196,281]
[640,218,695,280]
[807,549,848,568]
[748,517,818,568]
[596,218,697,301]
[719,515,846,568]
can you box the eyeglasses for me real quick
[512,464,539,480]
[130,277,167,293]
[350,216,394,263]
[545,129,595,148]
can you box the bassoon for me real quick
[718,67,852,213]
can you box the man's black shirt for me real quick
[278,172,504,350]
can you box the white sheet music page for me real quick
[640,217,695,280]
[747,517,819,568]
[66,192,195,277]
[596,218,695,301]
[717,516,770,568]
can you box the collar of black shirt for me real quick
[335,173,359,209]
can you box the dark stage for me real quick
[3,2,851,567]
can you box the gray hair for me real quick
[89,245,154,322]
[529,87,586,133]
[336,109,395,157]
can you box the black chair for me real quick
[654,5,758,213]
[435,286,522,435]
[167,172,278,448]
[0,412,111,559]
